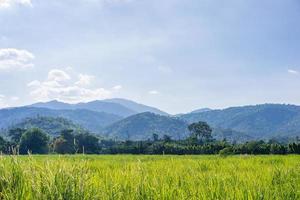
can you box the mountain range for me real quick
[0,99,300,142]
[181,104,300,140]
[30,99,167,117]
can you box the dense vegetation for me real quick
[1,121,299,155]
[0,155,299,200]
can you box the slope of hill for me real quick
[181,104,300,140]
[0,107,122,133]
[7,116,85,137]
[103,112,189,141]
[103,98,169,115]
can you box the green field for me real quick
[0,155,299,200]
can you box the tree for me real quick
[19,128,49,154]
[75,133,99,154]
[288,142,300,154]
[53,129,76,154]
[163,135,172,143]
[0,136,8,153]
[9,128,26,144]
[152,133,159,142]
[188,121,212,143]
[270,143,286,154]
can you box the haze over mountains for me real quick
[0,99,299,142]
[30,98,167,117]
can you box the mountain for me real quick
[103,98,168,115]
[6,116,86,137]
[103,112,189,141]
[0,107,122,133]
[181,104,300,140]
[190,108,212,114]
[30,100,136,117]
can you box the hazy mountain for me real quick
[103,98,168,115]
[0,107,121,132]
[103,112,189,141]
[30,100,136,117]
[30,100,73,110]
[30,98,169,117]
[6,116,86,137]
[190,108,212,114]
[181,104,300,140]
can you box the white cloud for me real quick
[28,69,111,103]
[148,90,159,95]
[288,69,299,75]
[113,85,123,90]
[48,69,71,82]
[75,74,94,86]
[0,0,32,8]
[27,80,41,87]
[0,48,34,71]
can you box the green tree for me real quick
[163,135,172,143]
[188,121,212,143]
[19,128,49,154]
[0,136,8,153]
[75,133,99,154]
[8,128,26,144]
[53,129,76,154]
[152,133,159,142]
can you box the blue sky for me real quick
[0,0,300,114]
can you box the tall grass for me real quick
[0,155,299,200]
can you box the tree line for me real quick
[0,121,300,155]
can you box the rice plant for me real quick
[0,155,299,200]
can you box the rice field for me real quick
[0,155,299,200]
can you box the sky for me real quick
[0,0,300,114]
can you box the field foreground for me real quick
[0,155,299,200]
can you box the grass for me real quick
[0,155,299,200]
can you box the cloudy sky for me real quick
[0,0,300,114]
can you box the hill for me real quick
[0,107,121,133]
[181,104,300,140]
[103,112,189,141]
[6,116,85,137]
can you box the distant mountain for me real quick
[103,98,168,115]
[7,116,86,137]
[190,108,212,114]
[30,98,168,117]
[30,100,135,117]
[181,104,300,140]
[103,112,189,141]
[0,107,121,133]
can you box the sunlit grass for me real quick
[0,155,299,200]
